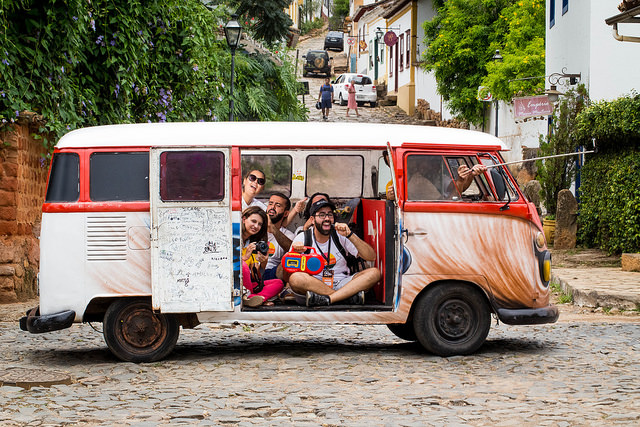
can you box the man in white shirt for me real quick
[263,192,295,280]
[288,200,381,306]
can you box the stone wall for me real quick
[0,118,49,303]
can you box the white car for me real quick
[332,73,377,107]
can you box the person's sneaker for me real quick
[346,290,365,305]
[306,291,330,307]
[243,294,265,307]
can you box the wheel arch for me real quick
[83,296,199,329]
[411,279,496,319]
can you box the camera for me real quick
[253,241,269,256]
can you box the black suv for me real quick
[302,50,332,77]
[324,31,344,52]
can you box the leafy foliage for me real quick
[575,92,640,152]
[576,94,640,253]
[232,0,294,45]
[481,0,545,101]
[578,149,640,254]
[421,0,545,124]
[536,84,588,216]
[0,0,305,151]
[329,0,349,31]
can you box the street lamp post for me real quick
[374,27,383,81]
[224,14,242,121]
[491,50,503,137]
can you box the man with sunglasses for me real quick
[288,200,381,307]
[242,169,267,211]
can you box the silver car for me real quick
[332,73,377,107]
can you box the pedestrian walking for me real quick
[346,81,360,117]
[318,78,334,120]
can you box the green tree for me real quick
[0,0,305,149]
[481,0,545,101]
[422,0,545,124]
[329,0,349,30]
[232,0,294,45]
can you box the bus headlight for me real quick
[535,231,546,249]
[538,250,551,286]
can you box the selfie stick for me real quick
[485,150,595,169]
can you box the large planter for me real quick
[543,219,556,246]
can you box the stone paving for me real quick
[1,306,640,426]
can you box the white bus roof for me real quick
[55,122,507,151]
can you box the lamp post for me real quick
[491,50,503,137]
[374,27,383,81]
[224,14,242,121]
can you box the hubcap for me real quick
[120,306,164,349]
[436,299,473,341]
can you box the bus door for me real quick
[150,147,234,313]
[386,143,404,308]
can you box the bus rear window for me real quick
[160,151,225,201]
[90,152,149,201]
[45,153,79,203]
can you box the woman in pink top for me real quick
[346,81,360,117]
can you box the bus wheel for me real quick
[103,298,179,363]
[413,284,490,356]
[387,322,417,341]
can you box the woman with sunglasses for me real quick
[242,169,267,211]
[241,206,284,307]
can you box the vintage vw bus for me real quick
[20,122,557,362]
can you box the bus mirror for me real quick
[491,168,507,200]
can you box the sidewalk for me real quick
[553,267,640,310]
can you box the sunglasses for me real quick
[247,174,266,185]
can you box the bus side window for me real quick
[45,153,80,203]
[241,154,293,199]
[90,152,149,201]
[447,157,491,201]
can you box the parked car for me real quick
[324,31,344,52]
[302,50,332,77]
[332,73,377,107]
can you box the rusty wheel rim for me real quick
[118,304,167,350]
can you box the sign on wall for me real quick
[513,95,553,119]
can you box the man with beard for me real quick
[288,200,381,307]
[263,192,295,281]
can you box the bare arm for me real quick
[334,223,376,262]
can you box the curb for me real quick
[552,273,640,310]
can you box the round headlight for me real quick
[535,231,546,249]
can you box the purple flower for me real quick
[61,66,65,73]
[193,65,199,71]
[72,16,78,21]
[90,19,95,31]
[96,35,104,45]
[0,91,5,98]
[110,39,116,46]
[114,84,120,97]
[15,110,19,117]
[1,59,8,66]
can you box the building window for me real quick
[405,30,410,68]
[562,0,568,15]
[550,0,555,28]
[399,34,404,72]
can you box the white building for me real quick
[546,0,640,102]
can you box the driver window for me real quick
[406,155,457,201]
[446,157,491,201]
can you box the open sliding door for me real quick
[150,147,234,313]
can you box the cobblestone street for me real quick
[1,300,640,426]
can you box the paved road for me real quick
[1,304,639,426]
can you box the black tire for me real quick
[413,283,490,356]
[103,298,180,363]
[387,322,417,341]
[339,93,347,106]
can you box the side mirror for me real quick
[490,168,507,200]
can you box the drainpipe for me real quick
[612,23,640,43]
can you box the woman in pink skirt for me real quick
[346,81,360,117]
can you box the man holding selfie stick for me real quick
[288,200,380,307]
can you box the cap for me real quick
[309,199,336,217]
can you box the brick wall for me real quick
[0,118,49,303]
